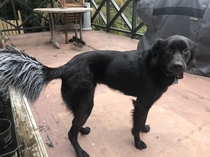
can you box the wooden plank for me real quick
[0,10,24,35]
[17,20,24,34]
[0,20,4,36]
[7,20,12,35]
[64,13,80,22]
[17,10,24,34]
[7,20,12,34]
[61,0,83,7]
[9,89,48,157]
[55,23,80,31]
[0,20,13,35]
[33,8,93,13]
[0,20,9,35]
[9,20,17,35]
[1,21,9,36]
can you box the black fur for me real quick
[0,35,196,157]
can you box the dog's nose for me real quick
[171,62,184,70]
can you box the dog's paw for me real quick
[141,125,150,133]
[77,150,90,157]
[80,127,91,135]
[135,140,147,150]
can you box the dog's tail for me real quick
[0,46,63,103]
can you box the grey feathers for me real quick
[0,46,46,102]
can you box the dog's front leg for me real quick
[141,113,150,133]
[132,100,150,150]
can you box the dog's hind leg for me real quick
[80,126,91,135]
[61,80,95,157]
[69,114,92,157]
[68,99,94,157]
[68,92,94,157]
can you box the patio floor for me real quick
[8,30,210,157]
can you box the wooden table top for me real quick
[33,7,93,13]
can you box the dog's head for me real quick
[150,35,196,78]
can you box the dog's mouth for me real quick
[162,69,184,79]
[168,71,184,79]
[175,73,183,79]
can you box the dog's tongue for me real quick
[176,73,184,79]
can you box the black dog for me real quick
[0,35,196,157]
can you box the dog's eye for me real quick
[183,49,190,54]
[166,49,173,54]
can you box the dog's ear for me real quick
[150,39,165,66]
[187,40,197,64]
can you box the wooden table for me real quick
[33,8,93,48]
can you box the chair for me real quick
[60,0,84,44]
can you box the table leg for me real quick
[79,12,82,40]
[63,13,68,44]
[67,12,86,46]
[49,13,60,49]
[74,13,78,38]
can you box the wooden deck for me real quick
[7,30,210,157]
